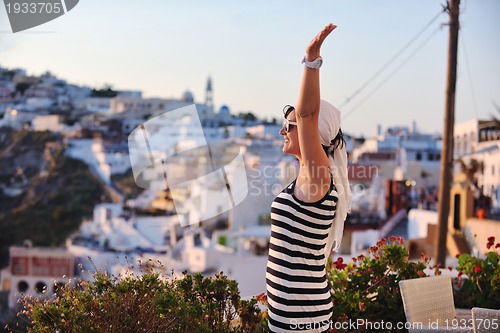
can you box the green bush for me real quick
[453,236,500,309]
[13,237,500,333]
[12,258,264,333]
[327,236,429,332]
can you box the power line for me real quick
[343,25,442,120]
[339,8,447,110]
[459,32,479,118]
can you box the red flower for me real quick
[457,271,463,279]
[358,302,365,311]
[455,253,460,258]
[473,265,481,274]
[487,236,495,250]
[333,257,347,270]
[255,293,268,306]
[496,243,500,249]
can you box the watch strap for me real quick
[302,56,323,69]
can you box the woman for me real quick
[266,24,351,333]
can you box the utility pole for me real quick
[435,0,460,267]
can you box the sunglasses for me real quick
[283,118,298,133]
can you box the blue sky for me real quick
[1,0,499,137]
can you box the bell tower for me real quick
[205,76,214,114]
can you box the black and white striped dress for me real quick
[266,178,337,333]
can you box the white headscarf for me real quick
[318,99,351,257]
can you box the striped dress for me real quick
[266,178,337,333]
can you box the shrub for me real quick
[454,236,500,309]
[327,236,429,332]
[12,258,264,333]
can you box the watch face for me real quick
[316,58,323,68]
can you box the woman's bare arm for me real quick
[295,24,336,200]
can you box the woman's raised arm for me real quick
[295,24,337,200]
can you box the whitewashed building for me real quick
[454,118,500,210]
[32,114,62,132]
[352,125,442,190]
[0,246,74,309]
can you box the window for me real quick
[2,278,11,292]
[35,281,47,293]
[53,281,64,295]
[416,153,422,161]
[17,280,29,293]
[12,257,28,275]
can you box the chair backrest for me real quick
[471,307,500,333]
[399,275,456,325]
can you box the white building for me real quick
[32,114,62,132]
[66,139,130,184]
[84,97,112,113]
[0,107,36,129]
[0,246,74,309]
[79,203,171,252]
[229,138,289,230]
[352,125,442,190]
[454,118,500,210]
[26,97,53,109]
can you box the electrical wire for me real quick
[459,32,479,119]
[339,8,447,110]
[343,25,443,120]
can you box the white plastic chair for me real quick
[471,307,500,333]
[399,275,473,332]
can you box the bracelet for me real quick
[302,56,323,69]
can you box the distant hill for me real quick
[0,128,109,267]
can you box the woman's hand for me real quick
[305,23,337,61]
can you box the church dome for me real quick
[182,90,194,103]
[219,105,230,115]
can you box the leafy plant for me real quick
[454,236,500,309]
[12,258,264,333]
[327,236,429,332]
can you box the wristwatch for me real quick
[302,56,323,69]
